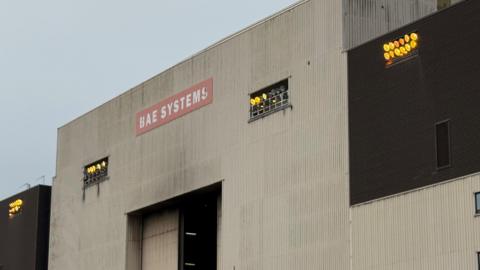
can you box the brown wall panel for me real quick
[348,0,480,204]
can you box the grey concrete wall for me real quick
[49,0,350,270]
[351,173,480,270]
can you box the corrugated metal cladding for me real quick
[342,0,464,49]
[49,0,349,270]
[142,210,179,270]
[352,173,480,270]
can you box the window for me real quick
[475,192,480,215]
[179,196,217,270]
[437,0,451,10]
[83,157,109,187]
[8,199,23,219]
[435,120,451,169]
[382,32,419,67]
[477,252,480,270]
[249,79,290,122]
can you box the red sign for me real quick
[136,78,213,136]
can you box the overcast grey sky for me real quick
[0,0,298,200]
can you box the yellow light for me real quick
[394,48,401,56]
[410,33,418,41]
[389,51,395,58]
[400,47,407,54]
[404,34,410,42]
[394,41,400,48]
[399,38,405,46]
[410,40,417,49]
[8,199,23,217]
[92,166,96,173]
[389,42,395,50]
[262,93,268,100]
[250,99,255,106]
[254,97,261,105]
[102,161,107,168]
[383,44,390,51]
[96,164,101,170]
[384,52,391,60]
[405,44,411,51]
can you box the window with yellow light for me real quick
[83,157,109,187]
[8,199,23,218]
[383,32,419,66]
[249,79,290,122]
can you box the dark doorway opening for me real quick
[179,195,218,270]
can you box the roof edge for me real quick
[58,0,310,130]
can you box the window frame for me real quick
[434,119,451,170]
[475,192,480,216]
[83,156,109,188]
[477,252,480,270]
[248,78,291,123]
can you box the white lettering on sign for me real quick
[136,78,213,136]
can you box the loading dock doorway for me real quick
[127,184,221,270]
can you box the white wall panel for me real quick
[352,173,480,270]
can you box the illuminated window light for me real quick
[382,32,419,66]
[249,79,290,122]
[83,157,109,188]
[8,199,23,218]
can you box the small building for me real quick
[0,185,51,270]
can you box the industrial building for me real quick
[48,0,480,270]
[0,185,51,270]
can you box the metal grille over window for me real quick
[249,79,290,122]
[83,157,109,187]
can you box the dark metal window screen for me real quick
[83,157,109,187]
[249,79,290,122]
